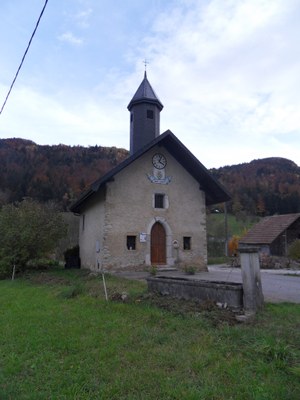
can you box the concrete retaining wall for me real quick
[147,276,243,310]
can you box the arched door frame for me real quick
[151,221,166,264]
[145,217,175,266]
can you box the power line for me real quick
[0,0,49,115]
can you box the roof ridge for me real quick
[70,130,230,213]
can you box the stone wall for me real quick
[147,276,243,310]
[78,189,106,271]
[79,145,208,271]
[103,146,207,269]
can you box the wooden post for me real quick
[224,202,228,256]
[102,272,108,301]
[11,264,16,281]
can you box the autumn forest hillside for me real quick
[0,138,128,209]
[211,157,300,216]
[0,138,299,215]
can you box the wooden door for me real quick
[151,222,166,264]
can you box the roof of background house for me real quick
[240,213,300,245]
[70,130,231,213]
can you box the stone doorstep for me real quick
[157,267,178,272]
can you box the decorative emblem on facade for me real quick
[147,173,172,184]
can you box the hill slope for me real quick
[0,138,299,215]
[0,138,128,209]
[211,157,300,215]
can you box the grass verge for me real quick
[0,269,299,399]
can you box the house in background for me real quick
[239,213,300,256]
[70,73,230,271]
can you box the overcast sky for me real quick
[0,0,299,168]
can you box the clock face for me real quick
[152,153,167,170]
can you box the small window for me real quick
[155,194,165,208]
[183,236,191,250]
[127,236,136,250]
[147,109,154,119]
[130,112,133,122]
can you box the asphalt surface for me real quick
[113,265,300,304]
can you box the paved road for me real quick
[204,266,300,304]
[113,265,300,304]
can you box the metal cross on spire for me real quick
[143,58,149,72]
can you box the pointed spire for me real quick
[127,73,163,111]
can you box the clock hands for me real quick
[152,153,167,169]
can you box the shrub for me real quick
[288,239,300,261]
[228,235,240,256]
[0,257,12,280]
[26,259,60,270]
[149,265,157,276]
[183,265,197,275]
[0,199,67,279]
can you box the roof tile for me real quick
[240,213,300,244]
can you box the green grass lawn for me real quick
[0,269,299,400]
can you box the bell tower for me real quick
[127,72,163,155]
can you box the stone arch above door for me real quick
[146,217,172,236]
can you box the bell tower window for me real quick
[147,109,154,119]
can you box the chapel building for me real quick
[70,73,230,271]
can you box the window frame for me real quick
[126,235,136,250]
[147,109,154,119]
[154,193,165,209]
[183,236,191,250]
